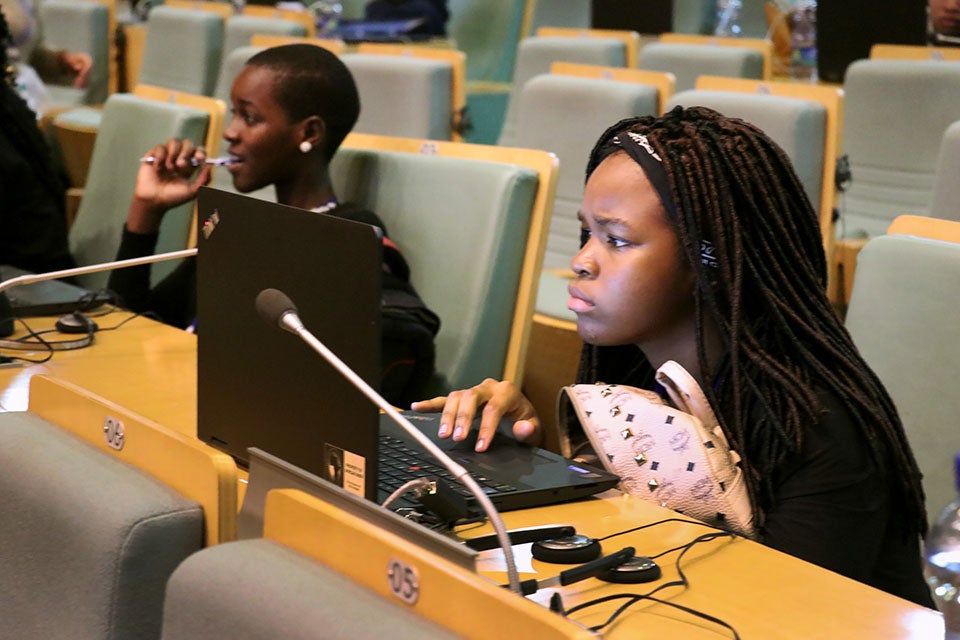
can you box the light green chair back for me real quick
[223,14,307,58]
[530,0,592,31]
[845,233,960,520]
[448,0,529,83]
[931,120,960,223]
[330,145,543,391]
[68,94,208,289]
[498,35,627,146]
[672,0,716,35]
[341,53,454,141]
[39,0,111,105]
[667,88,827,213]
[140,6,224,96]
[840,59,960,239]
[0,412,203,640]
[639,41,764,91]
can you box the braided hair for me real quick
[577,106,927,536]
[0,9,66,202]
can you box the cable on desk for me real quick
[563,531,740,638]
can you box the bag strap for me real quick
[655,360,719,430]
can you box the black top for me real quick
[0,128,74,274]
[761,390,933,608]
[107,202,440,406]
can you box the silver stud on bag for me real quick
[647,478,659,491]
[634,453,647,466]
[610,406,622,417]
[620,427,633,439]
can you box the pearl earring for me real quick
[299,141,312,153]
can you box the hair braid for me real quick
[578,106,927,536]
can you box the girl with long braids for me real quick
[413,106,934,606]
[0,7,74,273]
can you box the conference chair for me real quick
[212,44,265,104]
[844,227,960,520]
[446,0,531,143]
[222,13,308,58]
[249,33,347,55]
[839,59,960,239]
[659,32,774,77]
[498,35,629,145]
[161,488,592,639]
[332,133,558,392]
[242,3,316,37]
[137,5,224,96]
[341,53,455,141]
[356,43,468,141]
[536,26,641,68]
[667,88,827,225]
[929,120,960,223]
[68,93,209,290]
[449,0,529,83]
[529,0,592,31]
[550,61,676,114]
[833,59,960,305]
[39,0,111,107]
[0,375,237,640]
[672,0,716,35]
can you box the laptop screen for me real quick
[195,187,383,500]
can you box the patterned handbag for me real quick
[558,360,756,538]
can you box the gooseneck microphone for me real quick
[0,249,198,295]
[254,288,523,594]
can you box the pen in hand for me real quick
[140,156,238,166]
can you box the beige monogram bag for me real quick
[559,361,756,538]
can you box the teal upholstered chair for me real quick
[39,0,111,106]
[928,121,960,223]
[498,35,628,146]
[341,53,455,141]
[213,44,265,105]
[222,14,307,58]
[138,6,224,96]
[0,412,203,640]
[666,88,827,214]
[639,42,764,91]
[672,0,717,35]
[331,136,557,392]
[530,0,592,31]
[840,59,960,240]
[68,94,208,289]
[845,233,960,520]
[160,539,460,640]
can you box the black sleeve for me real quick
[760,392,933,607]
[107,226,196,328]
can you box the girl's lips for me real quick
[567,285,595,313]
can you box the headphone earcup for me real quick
[531,534,602,564]
[598,555,662,583]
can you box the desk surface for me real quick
[0,313,943,638]
[0,313,197,435]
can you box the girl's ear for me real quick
[301,115,327,153]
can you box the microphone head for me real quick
[255,288,298,329]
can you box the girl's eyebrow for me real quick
[579,210,630,230]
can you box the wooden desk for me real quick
[462,496,944,639]
[0,314,943,638]
[0,313,197,436]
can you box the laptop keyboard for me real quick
[378,434,518,506]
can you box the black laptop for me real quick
[0,264,112,317]
[195,187,618,513]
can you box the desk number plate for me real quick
[387,558,420,604]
